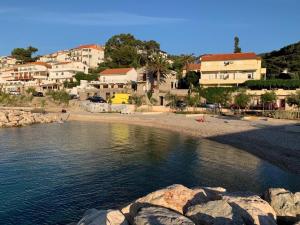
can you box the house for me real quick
[182,64,201,77]
[0,56,18,69]
[49,61,89,84]
[8,62,51,83]
[69,44,104,68]
[38,50,70,63]
[199,52,266,87]
[99,68,138,84]
[89,68,138,100]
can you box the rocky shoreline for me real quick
[0,109,58,128]
[72,184,299,225]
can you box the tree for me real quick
[201,87,234,113]
[261,91,277,110]
[146,53,170,90]
[234,36,242,53]
[11,46,38,63]
[185,71,200,90]
[165,92,179,109]
[234,91,251,113]
[104,33,160,68]
[287,91,300,111]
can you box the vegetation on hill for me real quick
[261,41,300,79]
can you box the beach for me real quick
[69,111,300,174]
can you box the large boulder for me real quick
[134,206,195,225]
[121,184,221,223]
[77,209,128,225]
[0,111,8,123]
[222,192,277,225]
[186,200,244,225]
[264,188,300,224]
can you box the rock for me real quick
[134,206,195,225]
[121,184,220,223]
[77,209,128,225]
[0,110,57,128]
[264,188,300,223]
[186,200,244,225]
[0,111,8,123]
[223,192,277,225]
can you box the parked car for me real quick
[69,94,79,100]
[250,103,278,110]
[166,100,187,108]
[176,100,187,108]
[87,96,107,103]
[32,92,44,97]
[204,103,219,109]
[9,91,21,96]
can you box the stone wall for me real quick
[0,110,58,128]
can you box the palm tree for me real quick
[146,53,170,90]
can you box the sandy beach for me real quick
[68,111,300,174]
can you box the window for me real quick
[118,84,123,88]
[103,84,108,88]
[248,73,253,79]
[171,82,174,89]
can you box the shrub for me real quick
[47,90,70,105]
[243,80,300,90]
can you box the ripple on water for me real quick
[0,121,299,225]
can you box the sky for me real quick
[0,0,299,56]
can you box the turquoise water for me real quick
[0,121,299,225]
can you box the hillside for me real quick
[261,41,300,79]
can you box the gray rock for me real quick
[186,200,244,225]
[77,208,128,225]
[134,206,195,225]
[264,188,300,223]
[223,192,277,225]
[121,184,221,223]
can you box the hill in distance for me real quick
[260,41,300,79]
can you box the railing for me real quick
[261,110,300,120]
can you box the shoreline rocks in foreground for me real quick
[0,109,58,128]
[73,184,299,225]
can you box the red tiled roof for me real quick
[21,62,52,68]
[184,63,201,70]
[100,68,133,75]
[75,44,104,51]
[55,62,71,65]
[201,52,258,61]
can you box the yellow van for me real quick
[111,93,130,104]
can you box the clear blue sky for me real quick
[0,0,299,56]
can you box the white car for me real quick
[9,91,21,96]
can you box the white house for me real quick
[7,62,51,83]
[0,56,18,69]
[69,44,104,68]
[99,68,138,84]
[49,61,89,83]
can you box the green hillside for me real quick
[261,41,300,79]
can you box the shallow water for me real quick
[0,121,299,225]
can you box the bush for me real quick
[199,87,235,107]
[47,90,70,105]
[128,95,143,107]
[234,91,251,110]
[0,93,33,106]
[243,80,300,90]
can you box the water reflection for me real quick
[0,121,299,225]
